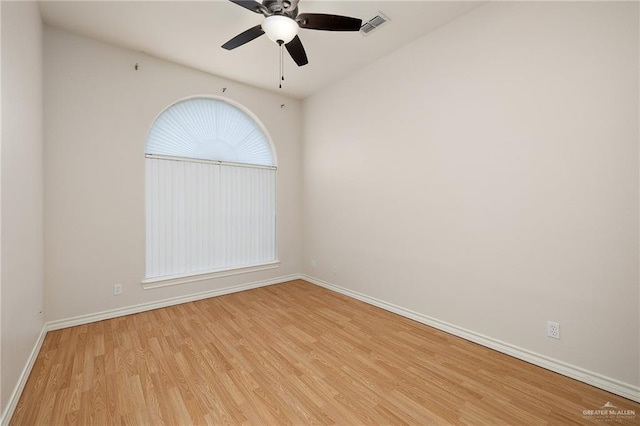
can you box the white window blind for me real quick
[144,97,277,282]
[146,97,274,166]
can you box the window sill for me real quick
[141,260,280,290]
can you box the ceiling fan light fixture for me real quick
[262,15,298,44]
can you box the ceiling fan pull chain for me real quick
[278,40,284,89]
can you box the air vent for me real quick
[360,12,390,36]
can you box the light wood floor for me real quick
[10,280,640,425]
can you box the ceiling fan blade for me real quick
[228,0,265,14]
[222,25,265,50]
[285,35,308,66]
[296,13,362,31]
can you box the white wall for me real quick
[44,27,302,321]
[1,0,44,414]
[303,2,639,387]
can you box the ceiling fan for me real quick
[221,0,363,67]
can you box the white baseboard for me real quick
[47,273,302,331]
[0,326,47,426]
[3,272,636,426]
[302,274,640,404]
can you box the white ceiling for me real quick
[39,1,486,99]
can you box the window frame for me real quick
[142,95,279,288]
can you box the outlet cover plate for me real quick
[547,321,560,339]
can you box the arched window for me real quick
[144,97,277,286]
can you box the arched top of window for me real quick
[146,97,275,166]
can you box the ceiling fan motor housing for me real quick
[263,0,299,18]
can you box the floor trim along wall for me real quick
[0,327,47,426]
[47,274,302,331]
[302,274,640,404]
[3,273,638,425]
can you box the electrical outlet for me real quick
[332,264,338,274]
[311,259,316,268]
[113,284,123,296]
[547,321,560,339]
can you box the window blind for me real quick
[145,156,276,279]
